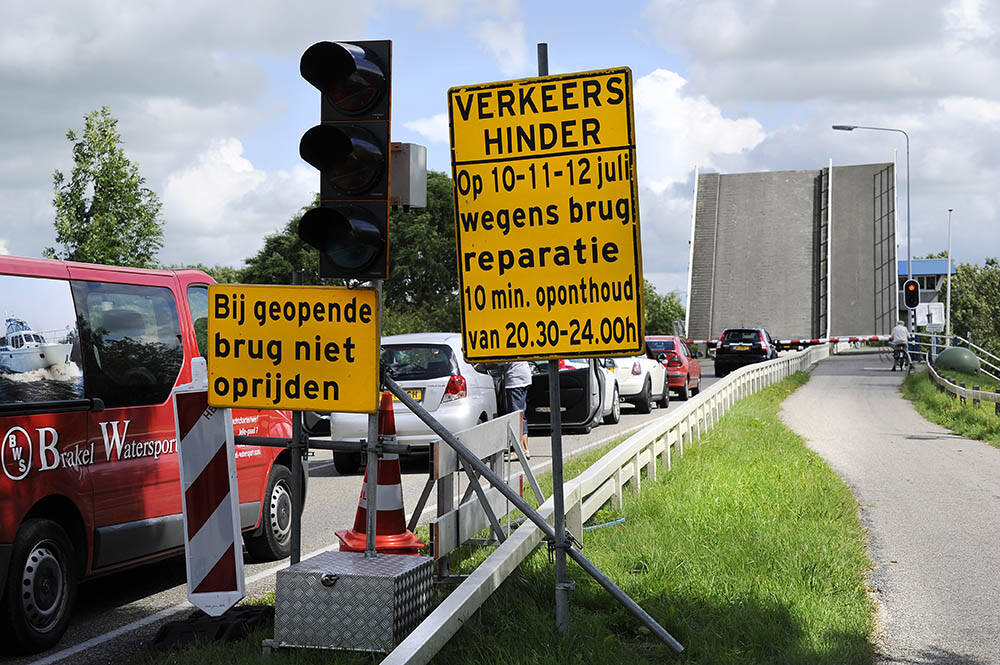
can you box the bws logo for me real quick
[2,427,32,481]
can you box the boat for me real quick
[0,318,73,373]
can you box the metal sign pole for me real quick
[536,40,570,633]
[365,279,384,556]
[290,270,304,565]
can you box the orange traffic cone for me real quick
[336,392,425,555]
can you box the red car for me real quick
[644,335,702,400]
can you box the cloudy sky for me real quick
[1,0,996,300]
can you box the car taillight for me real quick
[667,356,683,368]
[759,331,766,344]
[442,375,467,403]
[631,361,642,375]
[558,359,571,371]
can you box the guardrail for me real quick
[926,357,1000,412]
[382,344,831,665]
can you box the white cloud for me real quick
[404,113,450,144]
[476,12,533,78]
[0,238,9,255]
[161,138,314,267]
[633,69,766,193]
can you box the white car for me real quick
[328,333,499,474]
[608,355,668,413]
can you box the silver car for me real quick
[328,332,499,474]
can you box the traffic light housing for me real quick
[903,278,920,309]
[298,40,391,280]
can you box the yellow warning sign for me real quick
[449,67,644,362]
[207,284,378,413]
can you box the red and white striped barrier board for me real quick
[687,335,892,346]
[173,378,245,616]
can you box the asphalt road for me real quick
[780,353,1000,664]
[17,373,720,665]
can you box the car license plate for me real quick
[734,345,750,351]
[393,388,424,402]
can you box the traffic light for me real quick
[298,40,391,280]
[903,278,920,309]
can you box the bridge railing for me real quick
[383,344,831,665]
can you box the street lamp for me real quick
[946,208,953,339]
[832,124,912,330]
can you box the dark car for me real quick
[526,359,607,434]
[714,328,779,377]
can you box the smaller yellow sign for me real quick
[207,284,378,413]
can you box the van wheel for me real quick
[245,464,292,562]
[634,377,652,414]
[603,385,621,424]
[2,519,77,654]
[333,451,362,476]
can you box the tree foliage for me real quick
[46,106,164,267]
[949,258,1000,358]
[644,279,686,335]
[236,172,460,334]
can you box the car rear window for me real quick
[722,330,760,343]
[645,339,675,356]
[382,344,457,380]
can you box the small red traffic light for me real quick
[903,278,920,309]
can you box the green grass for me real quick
[137,373,874,665]
[902,370,1000,447]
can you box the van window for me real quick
[71,281,183,408]
[0,274,84,405]
[186,284,210,357]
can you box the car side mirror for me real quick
[605,358,616,369]
[657,353,667,362]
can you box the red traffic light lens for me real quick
[300,41,386,115]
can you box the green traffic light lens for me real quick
[327,215,381,270]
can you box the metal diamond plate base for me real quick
[273,551,433,653]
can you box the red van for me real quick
[0,256,296,654]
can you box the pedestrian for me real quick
[501,361,532,459]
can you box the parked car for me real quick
[526,358,619,433]
[327,333,498,474]
[608,354,668,413]
[713,328,780,377]
[645,335,702,400]
[0,256,296,654]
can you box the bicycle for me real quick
[891,343,913,374]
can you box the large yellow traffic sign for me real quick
[207,284,378,413]
[449,67,644,362]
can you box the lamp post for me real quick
[832,124,912,330]
[946,208,953,339]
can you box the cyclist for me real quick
[890,319,910,371]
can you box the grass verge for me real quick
[902,370,1000,447]
[137,372,874,665]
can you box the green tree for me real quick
[949,258,1000,357]
[239,195,324,286]
[917,250,949,259]
[46,106,164,267]
[382,171,460,334]
[643,279,686,335]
